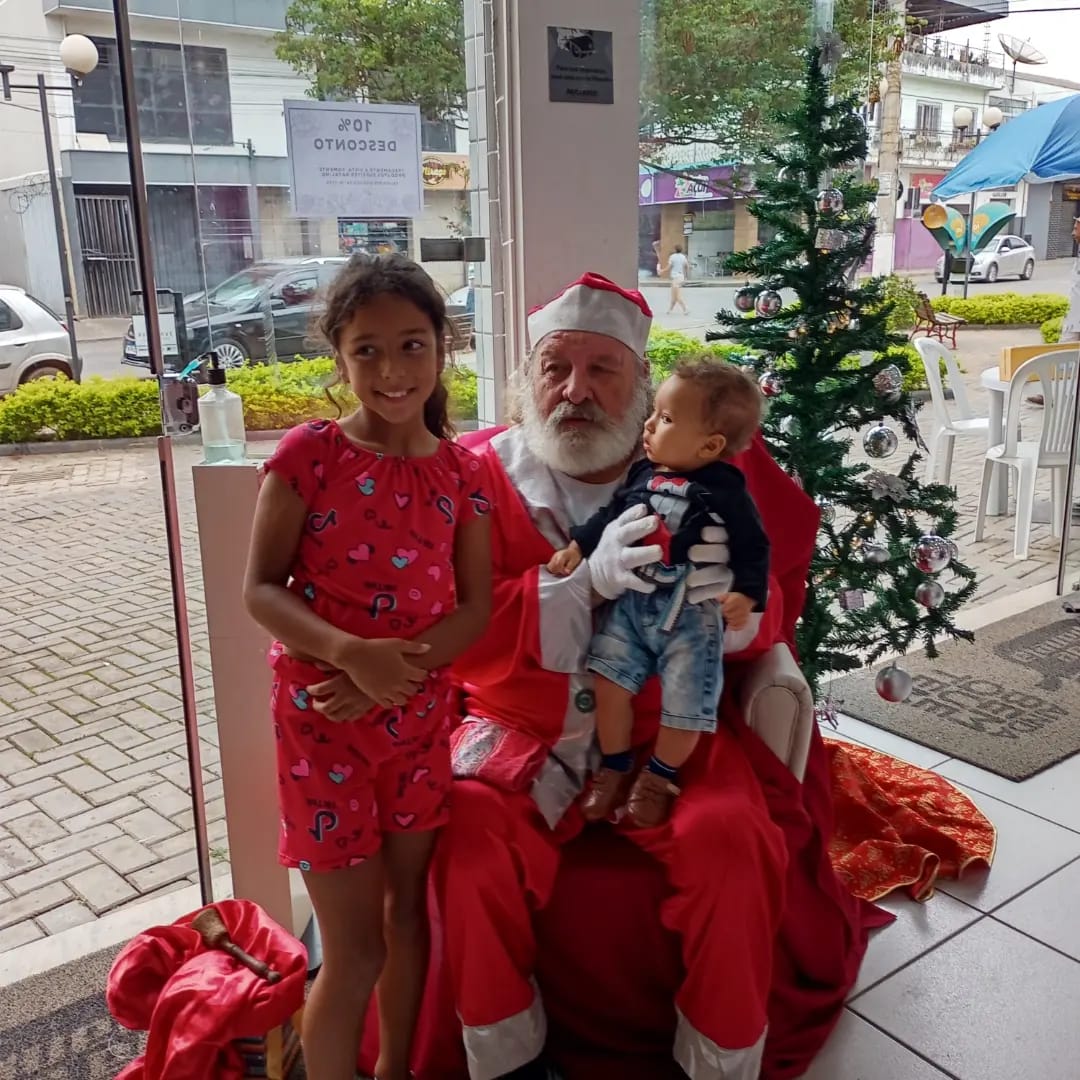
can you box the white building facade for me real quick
[0,0,470,317]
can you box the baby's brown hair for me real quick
[673,357,764,458]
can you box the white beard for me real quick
[520,379,651,479]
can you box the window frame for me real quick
[73,36,233,148]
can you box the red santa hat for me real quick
[527,272,653,359]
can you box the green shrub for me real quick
[0,360,480,444]
[873,274,920,331]
[646,328,751,381]
[930,292,1067,326]
[0,376,160,443]
[1041,316,1064,344]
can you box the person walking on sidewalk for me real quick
[666,246,690,315]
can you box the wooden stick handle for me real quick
[222,941,282,984]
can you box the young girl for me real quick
[243,254,492,1080]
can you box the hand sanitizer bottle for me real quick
[200,352,246,464]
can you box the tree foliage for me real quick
[276,0,465,118]
[712,50,976,695]
[640,0,899,163]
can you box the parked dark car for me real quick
[122,257,348,372]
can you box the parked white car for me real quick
[0,285,79,395]
[935,235,1036,283]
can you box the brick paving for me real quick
[0,328,1074,949]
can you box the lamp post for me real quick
[952,107,975,299]
[0,35,99,372]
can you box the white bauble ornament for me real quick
[910,535,951,574]
[863,424,899,459]
[875,664,913,703]
[915,581,946,609]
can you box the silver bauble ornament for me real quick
[873,364,904,401]
[863,424,899,459]
[915,581,946,609]
[910,534,951,574]
[863,542,889,565]
[945,539,959,562]
[875,664,913,703]
[816,188,844,214]
[758,371,784,398]
[815,495,836,525]
[734,287,757,313]
[754,290,783,318]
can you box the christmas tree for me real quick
[712,47,976,704]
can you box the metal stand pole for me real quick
[37,74,80,369]
[112,0,213,905]
[962,203,974,300]
[1056,345,1080,595]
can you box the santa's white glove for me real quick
[686,523,734,604]
[589,504,662,601]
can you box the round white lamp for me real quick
[983,105,1004,131]
[952,106,974,132]
[60,35,100,81]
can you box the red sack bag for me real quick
[107,898,307,1080]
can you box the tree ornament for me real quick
[864,470,909,502]
[915,581,946,609]
[874,364,904,402]
[945,538,959,562]
[780,415,799,436]
[815,495,836,525]
[815,228,847,251]
[863,424,899,459]
[758,371,784,397]
[734,286,758,313]
[754,290,783,318]
[875,664,913,703]
[863,542,889,565]
[816,188,844,214]
[839,589,866,611]
[910,535,952,574]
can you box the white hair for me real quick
[520,364,651,478]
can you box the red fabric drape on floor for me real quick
[825,738,997,903]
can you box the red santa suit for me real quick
[436,421,790,1080]
[409,272,881,1080]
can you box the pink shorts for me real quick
[270,650,453,872]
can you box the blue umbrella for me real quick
[932,93,1080,199]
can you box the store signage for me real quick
[1064,184,1080,202]
[674,175,711,200]
[421,155,470,189]
[284,100,423,218]
[683,214,695,235]
[547,27,614,105]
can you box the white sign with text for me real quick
[283,100,423,219]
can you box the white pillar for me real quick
[466,0,641,424]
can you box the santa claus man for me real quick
[436,273,792,1080]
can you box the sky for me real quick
[941,4,1080,81]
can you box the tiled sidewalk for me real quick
[0,328,1075,947]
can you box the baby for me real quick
[548,358,770,827]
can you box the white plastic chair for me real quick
[974,348,1080,559]
[914,338,989,485]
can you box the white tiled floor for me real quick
[806,708,1080,1080]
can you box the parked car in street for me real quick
[122,257,348,372]
[935,235,1036,283]
[0,285,81,395]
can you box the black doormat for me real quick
[0,946,145,1079]
[831,599,1080,781]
